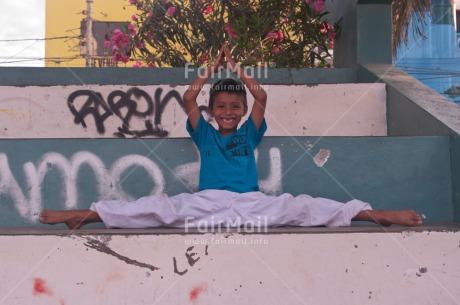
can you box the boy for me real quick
[39,44,422,229]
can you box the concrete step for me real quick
[0,83,387,138]
[0,135,453,226]
[0,226,459,304]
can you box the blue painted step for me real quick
[0,136,453,226]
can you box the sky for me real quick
[0,0,46,67]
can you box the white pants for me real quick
[90,190,372,228]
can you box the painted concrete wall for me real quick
[358,63,460,222]
[357,1,392,65]
[0,136,452,226]
[1,229,459,305]
[0,84,387,138]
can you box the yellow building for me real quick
[45,0,136,67]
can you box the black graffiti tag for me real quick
[173,246,207,276]
[108,87,155,137]
[68,87,187,138]
[68,90,112,134]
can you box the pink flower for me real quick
[128,24,136,36]
[136,42,145,49]
[266,30,283,43]
[167,7,176,16]
[104,41,110,48]
[320,23,327,34]
[148,63,156,68]
[133,61,142,68]
[147,11,153,18]
[129,0,142,6]
[110,29,130,48]
[131,14,138,21]
[113,52,130,63]
[224,24,238,38]
[305,0,311,5]
[314,0,325,13]
[203,4,212,15]
[327,24,336,39]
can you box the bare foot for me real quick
[39,209,102,229]
[353,210,422,227]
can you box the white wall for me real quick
[0,83,387,138]
[0,230,459,305]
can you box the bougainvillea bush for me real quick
[109,0,340,68]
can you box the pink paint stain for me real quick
[33,278,53,296]
[189,284,207,301]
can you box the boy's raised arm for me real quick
[183,47,225,131]
[223,45,267,130]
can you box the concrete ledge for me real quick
[0,67,356,86]
[1,223,459,236]
[357,63,460,135]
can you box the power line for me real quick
[0,36,80,42]
[0,56,81,60]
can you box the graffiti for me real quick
[68,87,198,138]
[0,148,281,222]
[84,237,160,272]
[0,152,165,221]
[173,246,203,276]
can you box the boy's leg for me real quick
[352,210,422,226]
[234,192,422,227]
[87,190,233,229]
[39,190,231,230]
[39,210,102,229]
[235,192,371,227]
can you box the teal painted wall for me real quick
[0,136,452,226]
[358,64,460,222]
[357,0,393,65]
[451,135,460,221]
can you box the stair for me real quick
[0,135,453,226]
[0,67,459,304]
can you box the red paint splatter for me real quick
[33,278,53,296]
[189,284,207,301]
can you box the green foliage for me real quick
[117,0,340,67]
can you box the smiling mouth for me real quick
[221,118,235,123]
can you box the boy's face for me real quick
[209,92,247,136]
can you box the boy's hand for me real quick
[210,45,225,74]
[222,43,238,72]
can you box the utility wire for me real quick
[0,36,80,42]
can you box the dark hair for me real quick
[209,78,247,109]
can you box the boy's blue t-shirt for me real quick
[186,114,267,193]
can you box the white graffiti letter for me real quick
[110,155,165,201]
[0,154,36,220]
[256,148,282,195]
